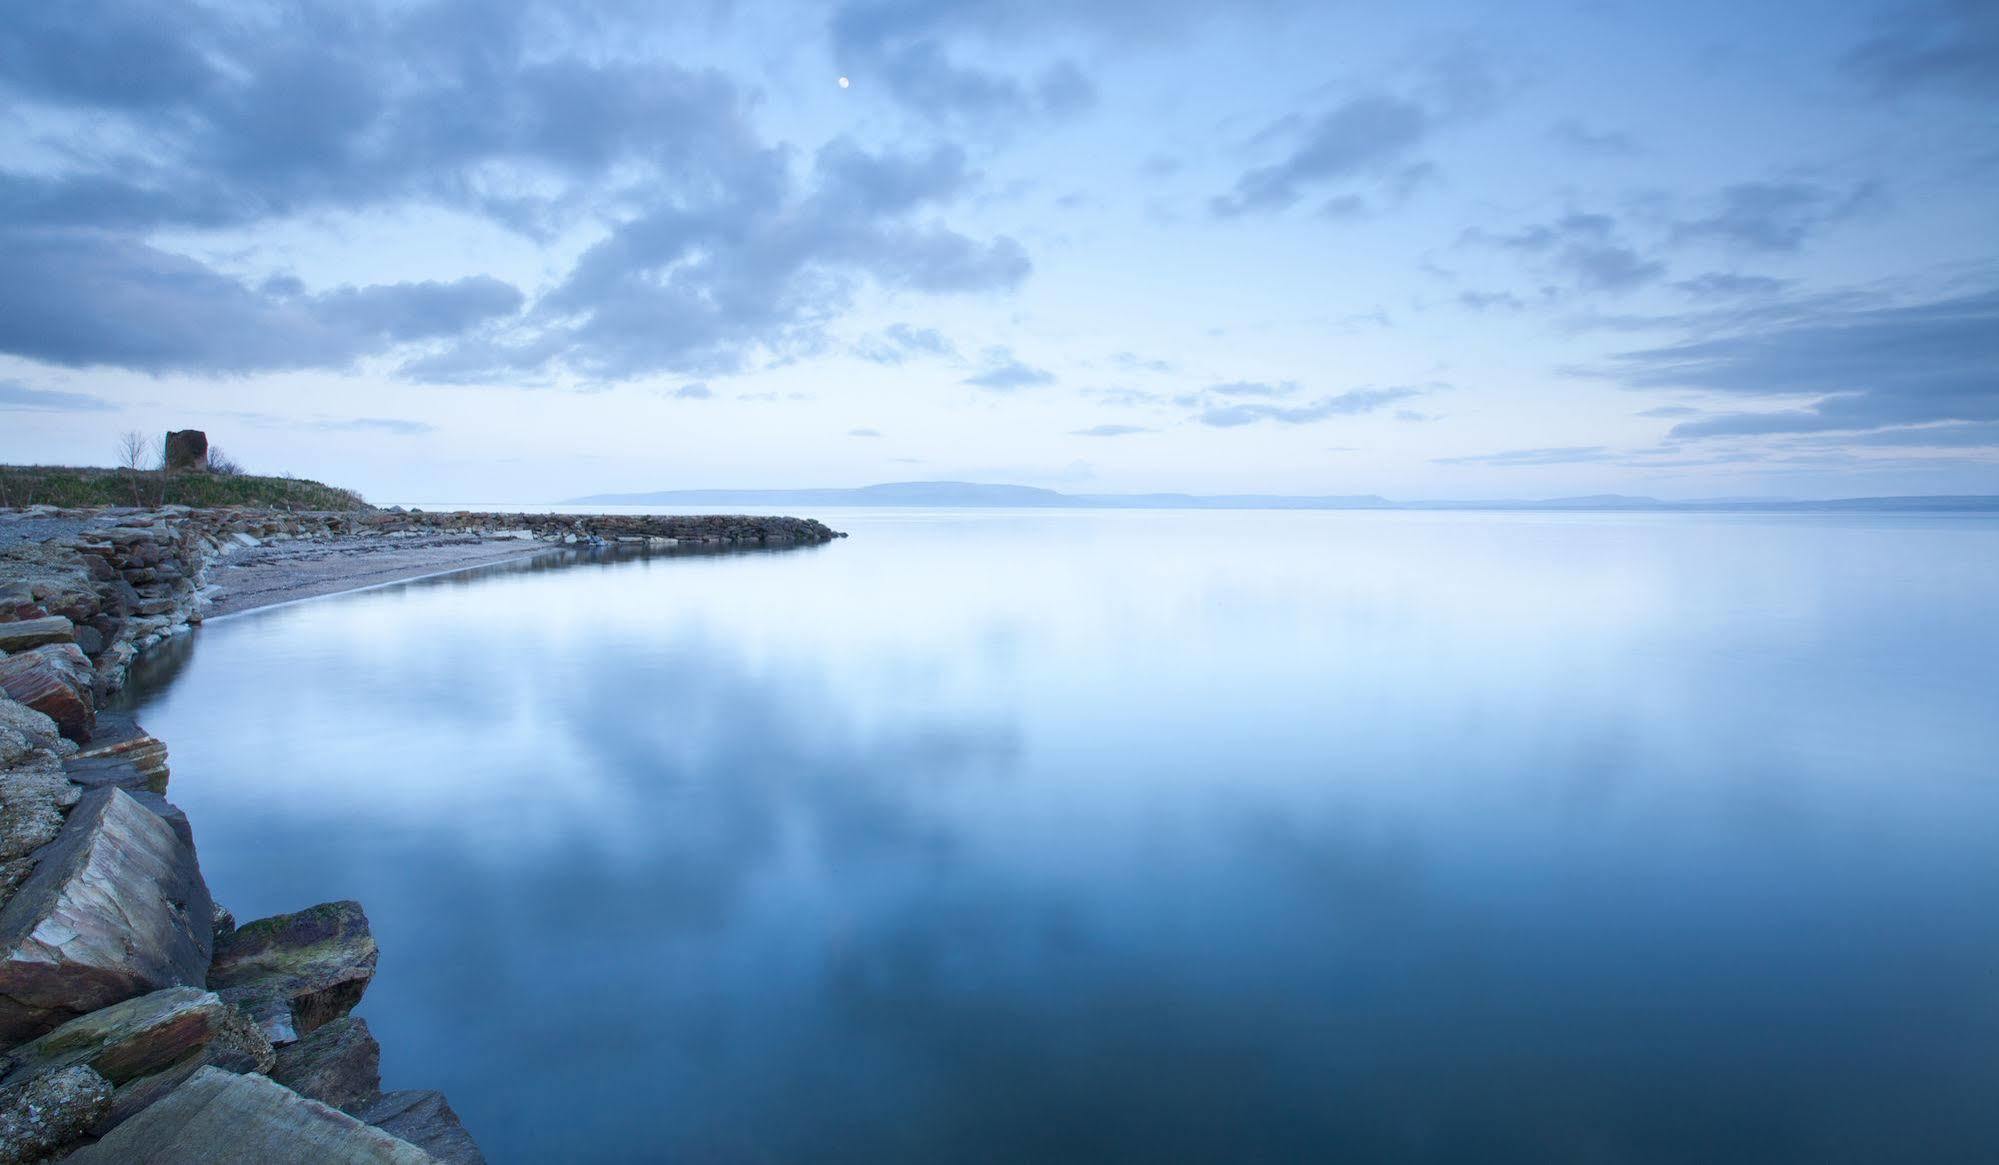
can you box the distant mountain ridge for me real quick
[568,481,1999,513]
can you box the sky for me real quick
[0,0,1995,503]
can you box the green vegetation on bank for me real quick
[0,465,370,511]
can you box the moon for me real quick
[837,76,850,88]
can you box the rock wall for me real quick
[0,503,848,1160]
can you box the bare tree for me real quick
[117,430,152,506]
[208,446,244,476]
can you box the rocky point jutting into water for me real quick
[0,502,843,1162]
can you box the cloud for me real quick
[1198,385,1425,427]
[848,427,882,437]
[1070,423,1152,437]
[1206,380,1301,398]
[1549,119,1638,157]
[1109,351,1173,374]
[1674,273,1793,299]
[674,383,713,399]
[829,1,1100,125]
[408,138,1029,382]
[1837,421,1999,447]
[310,417,436,436]
[0,4,1027,382]
[0,381,117,412]
[1636,405,1701,418]
[1211,96,1432,217]
[1458,290,1525,312]
[1845,0,1999,99]
[1081,387,1171,408]
[1601,288,1999,438]
[1669,182,1878,253]
[856,323,957,365]
[1432,446,1614,466]
[1473,212,1664,293]
[0,231,523,374]
[963,350,1054,390]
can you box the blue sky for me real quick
[1,0,1994,502]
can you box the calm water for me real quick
[127,510,1999,1163]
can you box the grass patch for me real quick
[0,465,371,511]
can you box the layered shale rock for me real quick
[0,1064,110,1165]
[66,1066,435,1164]
[93,1004,276,1138]
[208,900,378,1045]
[270,1014,382,1114]
[361,1090,488,1164]
[0,987,270,1092]
[0,787,213,1045]
[0,645,95,743]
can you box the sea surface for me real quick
[126,509,1999,1163]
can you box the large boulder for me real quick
[66,1066,435,1164]
[0,788,213,1045]
[270,1015,381,1114]
[0,1064,111,1165]
[0,645,95,742]
[361,1090,487,1164]
[208,901,377,1045]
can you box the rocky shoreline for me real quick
[0,505,844,1161]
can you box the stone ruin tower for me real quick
[164,430,208,471]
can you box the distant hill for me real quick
[0,465,369,511]
[569,481,1999,513]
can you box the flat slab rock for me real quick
[362,1089,487,1164]
[208,900,377,1045]
[62,752,169,796]
[0,616,74,653]
[66,1065,436,1164]
[0,787,213,1046]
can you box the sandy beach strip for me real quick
[202,532,560,619]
